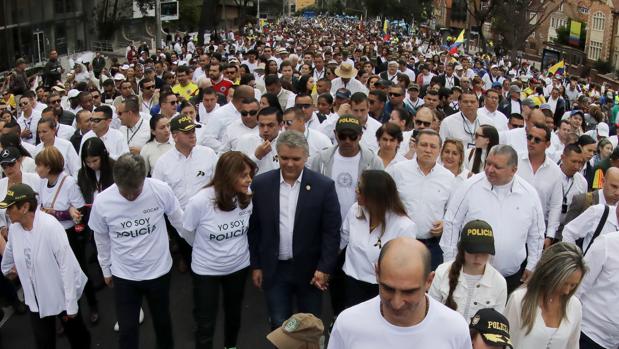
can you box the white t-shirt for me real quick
[332,151,360,220]
[183,186,251,275]
[89,178,180,281]
[328,296,472,349]
[38,174,85,230]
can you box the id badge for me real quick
[467,143,475,149]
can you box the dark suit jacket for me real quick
[499,99,521,117]
[437,74,460,88]
[565,190,600,225]
[552,97,566,126]
[248,168,341,288]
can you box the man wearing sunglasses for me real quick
[516,123,563,248]
[385,85,414,117]
[295,94,320,130]
[80,105,129,160]
[138,78,159,113]
[220,97,260,152]
[235,106,283,175]
[400,107,435,160]
[282,107,331,165]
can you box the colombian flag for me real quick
[548,60,565,75]
[383,19,389,33]
[449,29,465,55]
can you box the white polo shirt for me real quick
[387,161,455,240]
[80,128,129,160]
[183,186,251,275]
[516,155,563,238]
[152,145,217,209]
[439,112,494,149]
[56,123,75,141]
[341,203,417,283]
[441,173,546,276]
[360,117,381,153]
[89,178,183,281]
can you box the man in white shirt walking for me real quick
[220,97,260,153]
[477,89,508,131]
[387,129,455,270]
[80,105,129,160]
[235,106,283,175]
[89,154,186,349]
[330,63,368,97]
[328,237,471,349]
[201,85,254,150]
[441,144,545,293]
[282,107,331,165]
[440,91,493,149]
[118,96,150,154]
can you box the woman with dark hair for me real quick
[367,75,380,91]
[504,242,585,348]
[265,59,279,76]
[139,115,172,176]
[465,125,499,174]
[182,151,257,349]
[376,123,406,169]
[0,110,13,123]
[577,134,597,188]
[239,73,256,88]
[429,220,506,322]
[239,64,250,76]
[295,75,314,96]
[259,93,283,114]
[316,93,334,122]
[341,170,417,308]
[77,137,116,204]
[0,132,34,174]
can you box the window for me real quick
[588,40,603,60]
[592,12,605,31]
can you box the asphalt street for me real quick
[1,264,334,348]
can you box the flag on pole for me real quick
[448,29,465,55]
[383,19,389,33]
[548,60,565,75]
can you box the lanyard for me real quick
[562,176,575,204]
[460,112,479,138]
[126,118,144,146]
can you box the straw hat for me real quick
[335,62,358,79]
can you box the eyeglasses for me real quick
[337,133,359,141]
[19,102,29,107]
[240,110,259,116]
[389,92,403,97]
[414,120,432,127]
[526,134,545,144]
[474,133,488,139]
[89,118,106,124]
[0,162,15,169]
[295,103,312,109]
[166,100,178,105]
[49,99,61,105]
[283,119,294,126]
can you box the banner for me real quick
[569,20,582,46]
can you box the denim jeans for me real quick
[264,260,322,329]
[113,272,173,349]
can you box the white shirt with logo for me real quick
[332,152,360,220]
[89,178,183,281]
[183,186,251,275]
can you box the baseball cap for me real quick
[67,89,80,99]
[408,83,420,91]
[539,103,552,111]
[470,308,513,348]
[460,220,495,255]
[597,122,610,138]
[0,183,37,209]
[491,81,502,89]
[170,115,202,132]
[267,313,324,349]
[570,109,584,118]
[0,147,19,165]
[521,98,537,108]
[509,85,521,94]
[335,89,351,100]
[335,115,362,134]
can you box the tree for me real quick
[492,0,566,61]
[466,0,499,52]
[365,0,432,22]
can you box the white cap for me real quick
[597,122,610,138]
[67,89,80,99]
[113,73,126,81]
[121,64,130,70]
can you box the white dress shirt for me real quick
[17,111,42,145]
[56,123,75,141]
[439,112,494,148]
[576,233,619,349]
[510,100,521,115]
[198,102,220,125]
[441,173,546,276]
[80,128,129,160]
[559,171,588,225]
[341,203,417,283]
[329,78,369,96]
[33,137,81,177]
[219,119,259,153]
[199,102,242,150]
[360,117,381,153]
[152,145,217,209]
[477,107,508,131]
[562,204,619,251]
[499,127,527,156]
[278,171,302,260]
[516,155,563,238]
[1,210,87,317]
[306,128,333,164]
[387,161,455,239]
[235,133,280,175]
[119,116,151,149]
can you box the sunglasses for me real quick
[19,102,29,107]
[526,134,545,144]
[240,110,259,116]
[167,100,178,105]
[90,118,106,124]
[283,119,294,126]
[389,92,403,97]
[295,104,312,109]
[1,162,16,169]
[337,133,359,141]
[414,120,432,127]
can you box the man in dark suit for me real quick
[548,86,566,126]
[565,167,619,224]
[499,85,523,116]
[248,130,341,329]
[437,63,460,89]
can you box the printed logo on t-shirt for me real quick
[212,218,248,241]
[116,217,157,238]
[336,172,353,188]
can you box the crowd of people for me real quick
[0,14,616,349]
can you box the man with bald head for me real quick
[328,237,471,349]
[200,84,255,150]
